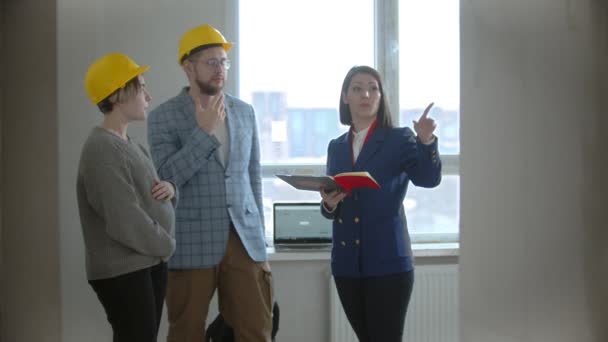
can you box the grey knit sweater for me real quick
[77,127,176,280]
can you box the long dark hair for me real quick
[339,65,393,128]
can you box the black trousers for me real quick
[334,271,414,342]
[89,262,168,342]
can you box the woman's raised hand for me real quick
[413,102,437,144]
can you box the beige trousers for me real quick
[165,228,273,342]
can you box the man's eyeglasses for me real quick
[201,58,231,70]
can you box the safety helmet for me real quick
[84,53,149,105]
[178,24,233,64]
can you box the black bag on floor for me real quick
[205,302,280,342]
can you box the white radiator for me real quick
[330,265,459,342]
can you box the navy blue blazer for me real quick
[321,126,441,277]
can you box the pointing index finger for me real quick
[420,102,434,119]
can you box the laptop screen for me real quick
[273,202,333,245]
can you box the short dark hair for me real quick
[339,65,393,128]
[97,76,142,114]
[181,43,223,64]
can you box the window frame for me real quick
[234,0,460,243]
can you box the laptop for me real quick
[273,202,333,251]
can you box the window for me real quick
[399,0,460,154]
[398,0,460,239]
[238,0,459,244]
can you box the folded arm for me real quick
[83,162,175,258]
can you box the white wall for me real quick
[460,0,608,341]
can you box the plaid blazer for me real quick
[147,88,266,269]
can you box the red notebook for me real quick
[275,171,380,193]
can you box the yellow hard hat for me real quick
[178,24,233,64]
[84,53,149,105]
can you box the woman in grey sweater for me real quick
[77,53,176,342]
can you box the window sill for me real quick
[267,242,459,262]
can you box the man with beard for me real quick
[147,24,273,342]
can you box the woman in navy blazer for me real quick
[321,66,442,342]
